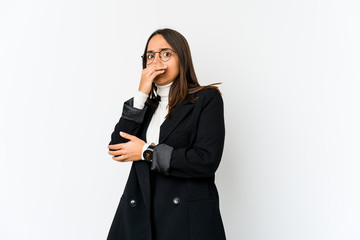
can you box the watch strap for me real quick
[141,143,150,160]
[142,142,156,161]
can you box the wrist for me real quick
[134,90,148,109]
[141,143,150,160]
[143,142,156,162]
[137,87,150,95]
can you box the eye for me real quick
[163,51,171,57]
[147,54,154,59]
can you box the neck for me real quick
[155,81,173,101]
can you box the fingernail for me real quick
[120,131,123,135]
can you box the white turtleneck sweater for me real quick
[133,81,173,160]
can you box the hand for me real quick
[138,62,167,94]
[108,131,146,162]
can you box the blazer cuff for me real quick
[151,143,173,175]
[121,97,148,124]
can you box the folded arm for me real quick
[109,92,148,146]
[150,89,225,178]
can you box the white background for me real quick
[0,0,359,239]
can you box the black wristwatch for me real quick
[143,142,156,162]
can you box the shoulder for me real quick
[194,88,223,106]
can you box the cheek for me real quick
[167,64,179,75]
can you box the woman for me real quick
[107,28,226,240]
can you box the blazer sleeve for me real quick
[109,97,148,145]
[150,89,225,178]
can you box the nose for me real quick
[153,52,161,64]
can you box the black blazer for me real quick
[107,88,226,240]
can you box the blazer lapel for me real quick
[159,97,194,143]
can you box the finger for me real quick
[120,131,134,140]
[146,62,167,69]
[150,69,166,78]
[113,154,127,162]
[145,64,167,73]
[108,149,125,156]
[153,65,167,73]
[143,67,166,81]
[155,64,167,70]
[108,143,124,150]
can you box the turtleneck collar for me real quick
[155,81,173,102]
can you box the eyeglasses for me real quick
[141,48,176,65]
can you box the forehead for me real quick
[147,34,172,52]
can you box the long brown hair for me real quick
[142,28,222,118]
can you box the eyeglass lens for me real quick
[146,49,173,65]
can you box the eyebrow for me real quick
[146,48,171,53]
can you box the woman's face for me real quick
[146,34,180,86]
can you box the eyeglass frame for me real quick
[141,48,177,65]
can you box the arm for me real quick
[109,94,148,146]
[150,89,226,178]
[133,90,151,160]
[133,90,149,110]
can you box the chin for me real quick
[154,78,167,85]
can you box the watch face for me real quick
[143,150,153,161]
